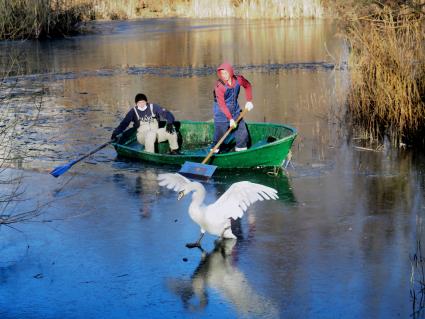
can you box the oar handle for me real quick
[72,132,123,165]
[70,140,113,167]
[50,133,123,177]
[202,108,249,164]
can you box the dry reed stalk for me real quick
[334,1,425,146]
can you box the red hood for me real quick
[217,63,234,81]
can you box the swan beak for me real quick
[178,191,185,200]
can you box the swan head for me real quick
[177,181,205,200]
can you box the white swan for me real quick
[157,173,278,248]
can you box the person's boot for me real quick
[169,149,181,155]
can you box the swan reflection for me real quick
[168,239,279,318]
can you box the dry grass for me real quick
[332,0,425,146]
[0,0,93,39]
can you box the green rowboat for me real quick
[113,121,297,169]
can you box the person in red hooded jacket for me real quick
[212,62,254,152]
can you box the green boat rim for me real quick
[112,121,297,156]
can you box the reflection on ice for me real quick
[111,168,160,218]
[168,239,279,318]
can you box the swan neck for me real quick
[191,189,205,206]
[189,183,206,207]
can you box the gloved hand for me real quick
[166,123,175,134]
[245,101,254,111]
[229,119,237,129]
[111,132,117,141]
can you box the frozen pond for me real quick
[0,18,423,318]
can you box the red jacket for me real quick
[214,63,252,120]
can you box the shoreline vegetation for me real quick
[0,0,424,147]
[0,0,324,40]
[331,0,425,147]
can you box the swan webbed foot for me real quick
[186,232,205,249]
[186,242,202,249]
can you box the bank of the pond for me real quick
[0,0,325,39]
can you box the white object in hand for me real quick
[245,101,254,111]
[229,119,237,129]
[157,173,278,247]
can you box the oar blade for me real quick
[49,164,72,178]
[179,161,217,180]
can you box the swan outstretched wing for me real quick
[210,182,278,219]
[157,173,191,192]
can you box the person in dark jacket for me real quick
[213,62,254,152]
[111,93,180,154]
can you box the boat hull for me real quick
[113,121,297,169]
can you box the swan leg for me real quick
[221,225,237,239]
[220,226,229,238]
[186,232,205,249]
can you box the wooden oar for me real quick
[50,140,114,178]
[179,108,249,180]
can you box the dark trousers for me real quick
[213,120,249,149]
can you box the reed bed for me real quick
[0,0,323,40]
[6,1,424,41]
[90,0,157,20]
[0,0,93,39]
[0,0,326,39]
[333,1,425,146]
[177,0,323,19]
[89,0,325,19]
